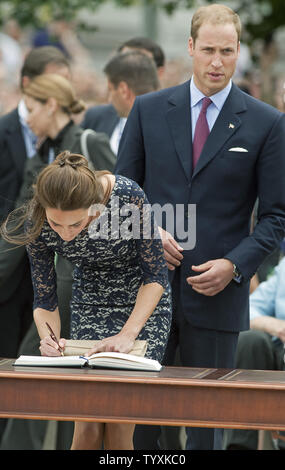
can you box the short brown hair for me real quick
[118,37,165,68]
[20,46,70,89]
[191,4,241,44]
[104,51,160,95]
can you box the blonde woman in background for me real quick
[18,73,115,204]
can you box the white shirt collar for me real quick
[18,98,29,126]
[190,77,232,111]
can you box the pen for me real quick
[45,322,64,356]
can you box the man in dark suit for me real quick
[116,4,285,450]
[0,46,70,358]
[0,46,70,444]
[81,37,165,154]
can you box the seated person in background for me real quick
[224,257,285,450]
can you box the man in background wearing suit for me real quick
[102,50,160,155]
[0,46,70,359]
[116,4,285,450]
[0,45,70,447]
[81,37,165,154]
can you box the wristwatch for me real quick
[232,263,242,283]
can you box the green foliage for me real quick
[0,0,107,27]
[0,0,284,43]
[240,0,285,42]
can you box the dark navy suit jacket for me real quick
[116,81,285,333]
[0,108,33,302]
[81,104,119,137]
[0,108,27,221]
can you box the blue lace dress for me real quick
[26,175,172,362]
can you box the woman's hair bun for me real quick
[55,151,89,169]
[69,99,86,114]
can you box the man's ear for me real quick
[237,40,241,56]
[118,81,130,99]
[188,37,194,57]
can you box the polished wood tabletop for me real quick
[1,358,285,430]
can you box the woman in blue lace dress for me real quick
[2,151,171,450]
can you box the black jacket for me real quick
[0,122,116,290]
[0,108,27,222]
[81,104,119,138]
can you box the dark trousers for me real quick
[0,267,33,443]
[134,270,239,450]
[0,269,33,358]
[0,268,74,450]
[223,329,284,450]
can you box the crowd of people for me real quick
[0,3,285,451]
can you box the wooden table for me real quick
[1,358,285,430]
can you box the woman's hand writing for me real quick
[39,336,66,356]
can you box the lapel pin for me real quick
[229,123,235,129]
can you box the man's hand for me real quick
[268,318,285,342]
[186,258,234,296]
[158,227,183,270]
[251,316,285,343]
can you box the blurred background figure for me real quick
[0,70,115,452]
[0,19,26,114]
[0,46,70,448]
[117,36,165,81]
[0,20,24,83]
[82,37,164,155]
[0,45,70,357]
[224,257,285,450]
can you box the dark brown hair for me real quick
[20,46,70,90]
[118,37,165,68]
[1,152,111,245]
[104,51,159,95]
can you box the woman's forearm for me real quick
[33,307,61,340]
[121,282,164,339]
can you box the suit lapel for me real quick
[166,81,193,182]
[5,110,27,177]
[192,84,247,178]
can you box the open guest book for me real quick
[13,352,162,372]
[13,340,162,371]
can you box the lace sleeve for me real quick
[26,235,58,311]
[129,181,169,289]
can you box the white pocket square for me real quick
[228,147,248,152]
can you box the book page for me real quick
[87,352,154,363]
[87,352,162,371]
[14,355,86,366]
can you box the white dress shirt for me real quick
[190,78,232,139]
[110,117,127,155]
